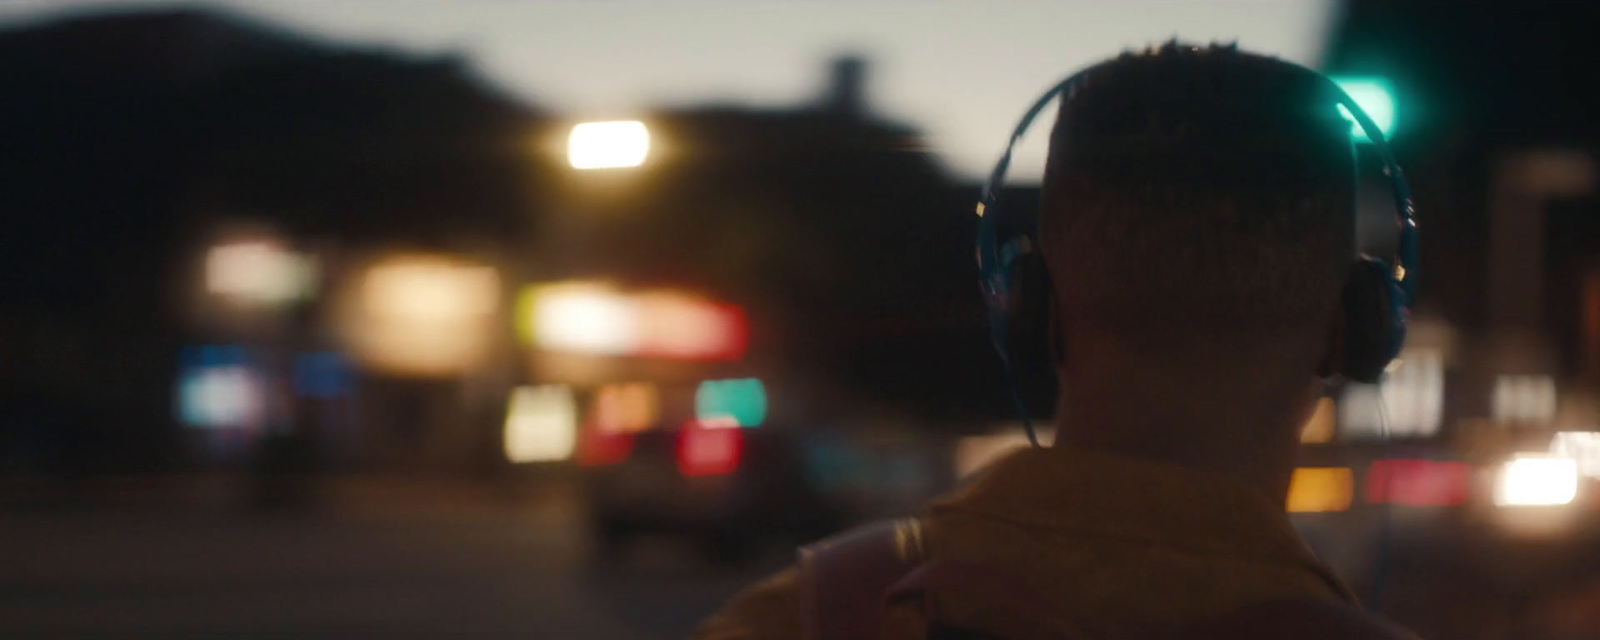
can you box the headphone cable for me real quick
[1368,382,1396,612]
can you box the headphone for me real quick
[975,53,1419,446]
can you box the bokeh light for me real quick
[1287,467,1353,513]
[577,426,635,467]
[591,382,660,434]
[1549,431,1600,479]
[343,255,501,377]
[1341,348,1444,439]
[503,385,578,463]
[176,346,267,430]
[568,120,649,169]
[635,292,749,361]
[1496,455,1579,507]
[677,418,744,477]
[521,283,640,356]
[205,238,317,307]
[520,283,749,361]
[1366,459,1470,506]
[1331,76,1395,141]
[695,378,767,427]
[1492,375,1558,423]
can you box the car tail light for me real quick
[677,418,743,477]
[577,423,635,467]
[1366,459,1471,506]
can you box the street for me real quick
[0,481,785,639]
[7,476,1600,639]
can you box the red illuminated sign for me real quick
[1366,459,1471,506]
[524,285,750,362]
[635,295,749,362]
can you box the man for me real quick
[695,43,1395,639]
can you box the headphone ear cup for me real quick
[1340,258,1397,383]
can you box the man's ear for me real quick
[1316,310,1346,380]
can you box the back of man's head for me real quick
[1040,42,1356,378]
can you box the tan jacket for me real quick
[693,446,1356,639]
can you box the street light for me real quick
[567,120,650,169]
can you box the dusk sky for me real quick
[1,0,1341,178]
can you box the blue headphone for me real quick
[975,55,1419,446]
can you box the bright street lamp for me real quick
[567,120,650,169]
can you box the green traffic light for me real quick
[695,378,767,427]
[1330,76,1396,144]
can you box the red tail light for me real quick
[577,422,635,467]
[1366,459,1470,506]
[677,418,743,477]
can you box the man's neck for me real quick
[1049,370,1309,505]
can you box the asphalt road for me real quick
[0,483,787,639]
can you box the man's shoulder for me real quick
[691,567,803,640]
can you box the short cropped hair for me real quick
[1039,42,1356,350]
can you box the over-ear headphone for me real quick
[975,53,1419,446]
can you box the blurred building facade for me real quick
[0,10,997,478]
